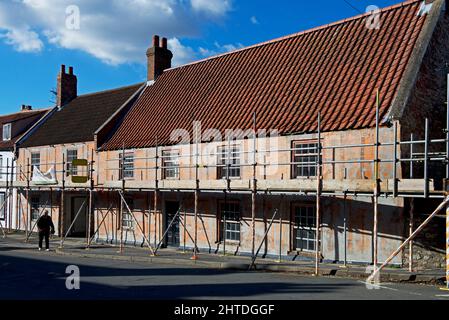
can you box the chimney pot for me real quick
[153,35,160,48]
[21,105,32,111]
[69,66,74,75]
[161,37,168,49]
[61,64,66,74]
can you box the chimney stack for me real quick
[21,105,32,112]
[57,64,77,107]
[146,35,173,81]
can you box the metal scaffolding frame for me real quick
[0,85,447,286]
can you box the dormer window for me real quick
[2,124,11,141]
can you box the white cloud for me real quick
[168,37,197,66]
[250,16,259,25]
[0,0,234,66]
[190,0,232,16]
[1,26,43,53]
[199,41,244,57]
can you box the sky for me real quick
[0,0,401,113]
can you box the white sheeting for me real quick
[32,166,57,185]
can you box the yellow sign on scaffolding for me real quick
[71,159,89,184]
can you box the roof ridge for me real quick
[0,108,50,120]
[76,82,144,99]
[166,0,422,71]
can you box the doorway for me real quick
[70,196,88,237]
[165,201,180,247]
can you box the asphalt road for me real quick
[0,247,447,300]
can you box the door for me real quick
[70,197,87,237]
[165,201,180,247]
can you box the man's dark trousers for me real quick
[39,230,50,249]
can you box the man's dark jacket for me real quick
[37,215,55,234]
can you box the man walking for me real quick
[37,210,55,251]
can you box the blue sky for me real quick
[0,0,400,114]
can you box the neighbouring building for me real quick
[0,106,49,231]
[90,0,449,270]
[15,65,144,238]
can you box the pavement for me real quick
[0,231,446,286]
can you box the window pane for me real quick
[67,149,78,176]
[31,196,40,221]
[220,202,241,241]
[217,145,241,179]
[119,153,134,179]
[163,150,180,179]
[31,153,40,171]
[294,205,317,251]
[292,142,319,178]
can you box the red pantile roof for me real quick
[0,110,49,151]
[101,0,434,150]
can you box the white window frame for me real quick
[31,196,41,221]
[217,144,241,179]
[31,152,40,171]
[292,204,317,252]
[66,149,78,176]
[122,197,135,230]
[219,201,241,242]
[162,150,180,180]
[119,152,134,180]
[2,123,11,141]
[292,140,319,179]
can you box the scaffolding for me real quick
[0,89,448,287]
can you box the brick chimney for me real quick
[57,65,77,107]
[146,35,173,81]
[21,105,32,111]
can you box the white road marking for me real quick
[357,280,399,291]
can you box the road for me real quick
[0,247,447,300]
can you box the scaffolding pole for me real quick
[446,200,449,290]
[25,158,30,239]
[6,158,10,232]
[409,198,415,273]
[60,153,66,238]
[86,151,94,248]
[424,118,430,198]
[343,192,348,267]
[59,199,87,248]
[154,204,183,254]
[373,91,380,270]
[251,112,257,259]
[278,199,283,263]
[154,138,159,248]
[0,195,10,238]
[367,196,449,283]
[192,127,200,260]
[25,199,50,242]
[118,190,155,256]
[446,73,449,290]
[446,73,449,179]
[249,208,278,270]
[315,113,322,276]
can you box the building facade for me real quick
[8,0,449,271]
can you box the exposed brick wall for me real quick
[400,11,449,270]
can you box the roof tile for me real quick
[102,0,429,150]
